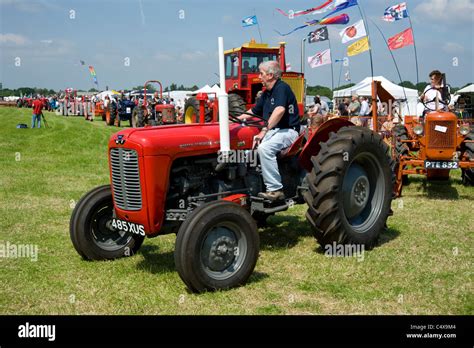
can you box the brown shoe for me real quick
[258,190,285,201]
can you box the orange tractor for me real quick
[184,39,305,123]
[391,77,474,196]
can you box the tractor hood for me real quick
[109,123,260,157]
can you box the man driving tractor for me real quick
[238,60,300,201]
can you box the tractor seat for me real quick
[277,132,305,159]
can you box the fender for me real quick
[298,118,354,172]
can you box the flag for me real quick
[322,0,358,20]
[88,66,99,85]
[308,26,329,43]
[275,13,349,36]
[383,2,409,22]
[347,36,370,56]
[388,28,414,50]
[276,0,334,18]
[344,70,351,81]
[339,19,366,43]
[308,49,331,68]
[242,15,258,27]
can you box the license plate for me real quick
[126,107,131,114]
[425,161,459,169]
[111,218,145,236]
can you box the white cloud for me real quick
[442,42,465,54]
[154,52,174,61]
[0,33,29,45]
[414,0,474,23]
[0,0,53,12]
[181,50,206,61]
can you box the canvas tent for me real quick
[333,76,419,117]
[455,84,474,94]
[192,84,221,95]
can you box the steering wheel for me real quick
[422,86,451,112]
[229,111,268,128]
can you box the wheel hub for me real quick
[343,163,371,219]
[201,227,239,273]
[208,236,236,272]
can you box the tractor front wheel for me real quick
[304,126,394,249]
[70,185,144,260]
[174,200,259,293]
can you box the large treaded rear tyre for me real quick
[70,185,144,260]
[184,97,212,123]
[228,93,246,117]
[462,129,474,186]
[392,124,410,185]
[304,126,393,249]
[174,200,259,293]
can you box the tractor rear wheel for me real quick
[184,97,212,124]
[304,126,394,249]
[462,129,474,186]
[174,200,259,293]
[392,125,410,185]
[137,108,146,127]
[70,185,144,260]
[228,93,246,118]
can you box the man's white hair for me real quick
[259,61,282,79]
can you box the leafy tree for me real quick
[88,88,98,92]
[306,85,333,99]
[399,81,416,89]
[333,83,355,91]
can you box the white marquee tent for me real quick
[333,76,419,117]
[455,84,474,94]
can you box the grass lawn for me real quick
[0,107,472,315]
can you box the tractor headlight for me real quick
[414,124,424,135]
[459,125,470,136]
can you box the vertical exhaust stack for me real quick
[218,37,230,159]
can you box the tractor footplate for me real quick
[250,196,290,215]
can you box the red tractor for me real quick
[70,38,394,293]
[184,39,305,124]
[391,76,474,195]
[132,80,177,127]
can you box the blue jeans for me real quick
[31,114,41,128]
[258,128,299,192]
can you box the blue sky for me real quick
[1,0,473,91]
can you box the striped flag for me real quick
[383,2,409,22]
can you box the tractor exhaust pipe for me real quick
[218,37,230,158]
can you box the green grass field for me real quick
[0,108,472,315]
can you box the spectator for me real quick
[318,95,329,117]
[359,96,370,126]
[31,96,43,128]
[338,98,349,116]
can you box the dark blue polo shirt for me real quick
[251,79,300,131]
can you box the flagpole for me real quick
[369,18,410,115]
[356,2,374,79]
[253,8,263,42]
[328,35,334,92]
[338,61,343,88]
[408,15,419,85]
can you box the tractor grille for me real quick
[110,148,142,211]
[428,121,455,148]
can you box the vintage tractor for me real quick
[184,39,305,124]
[70,38,394,293]
[132,81,177,127]
[391,78,474,196]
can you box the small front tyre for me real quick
[174,200,259,293]
[70,185,144,260]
